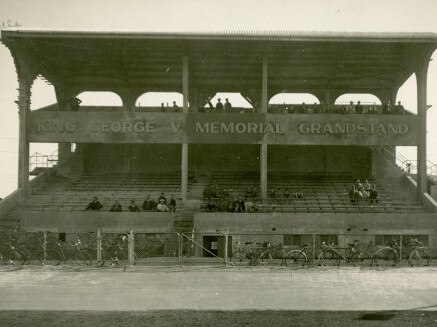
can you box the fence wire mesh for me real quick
[0,231,434,268]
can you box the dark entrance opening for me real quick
[203,235,232,258]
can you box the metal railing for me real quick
[381,146,437,176]
[29,150,58,172]
[0,230,434,268]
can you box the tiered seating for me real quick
[21,173,188,212]
[202,172,425,214]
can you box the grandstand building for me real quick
[1,29,437,258]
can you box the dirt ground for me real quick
[0,265,436,326]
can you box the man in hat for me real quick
[216,98,223,111]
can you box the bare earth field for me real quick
[0,265,436,326]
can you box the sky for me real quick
[0,0,437,198]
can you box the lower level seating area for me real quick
[202,172,425,214]
[21,173,189,212]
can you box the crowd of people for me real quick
[268,100,406,115]
[85,193,177,213]
[345,179,379,205]
[203,182,306,213]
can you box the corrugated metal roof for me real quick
[2,28,437,43]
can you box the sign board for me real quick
[28,112,419,145]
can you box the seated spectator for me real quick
[169,195,177,213]
[356,179,364,192]
[235,197,245,213]
[395,101,405,114]
[363,179,371,192]
[224,98,232,111]
[142,195,156,211]
[205,199,218,212]
[294,189,303,199]
[172,101,180,112]
[245,198,254,212]
[158,192,167,204]
[157,199,170,212]
[85,196,103,211]
[355,101,364,114]
[346,101,355,114]
[369,185,379,205]
[128,199,140,212]
[382,101,393,114]
[216,98,223,111]
[346,185,361,204]
[110,200,122,212]
[367,105,378,114]
[67,97,82,111]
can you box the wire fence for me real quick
[0,230,435,268]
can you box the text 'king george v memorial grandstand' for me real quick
[0,28,437,268]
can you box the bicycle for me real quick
[317,241,372,267]
[405,238,431,267]
[371,240,399,267]
[282,243,314,267]
[231,241,282,266]
[98,234,137,267]
[41,235,92,266]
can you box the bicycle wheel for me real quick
[284,250,308,267]
[258,251,276,267]
[408,248,431,267]
[230,251,250,265]
[350,251,372,267]
[74,251,91,266]
[373,248,398,267]
[75,250,93,266]
[318,250,339,266]
[7,249,26,265]
[39,249,61,266]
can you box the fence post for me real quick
[224,228,229,265]
[128,230,134,266]
[43,231,47,262]
[312,233,316,263]
[399,235,403,264]
[178,233,182,262]
[96,228,102,262]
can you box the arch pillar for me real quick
[415,59,430,201]
[13,56,36,198]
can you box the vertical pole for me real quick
[224,228,229,265]
[261,56,268,113]
[183,55,189,113]
[18,77,32,197]
[181,143,188,204]
[416,60,429,201]
[260,144,268,203]
[96,228,102,262]
[128,230,134,266]
[312,234,316,264]
[399,235,403,264]
[178,233,182,262]
[43,232,47,262]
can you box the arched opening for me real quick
[29,75,58,174]
[30,75,57,110]
[269,93,320,113]
[136,92,183,112]
[335,94,381,105]
[77,91,123,107]
[206,93,252,113]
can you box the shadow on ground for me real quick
[0,310,436,327]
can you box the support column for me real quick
[416,60,429,200]
[261,56,268,113]
[260,143,268,203]
[17,77,32,197]
[183,55,189,113]
[181,143,188,204]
